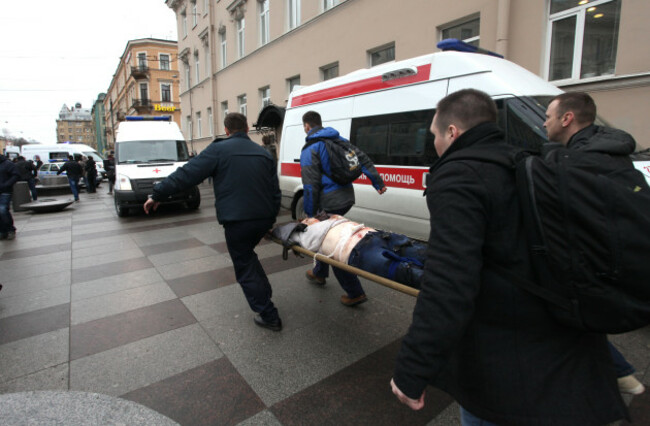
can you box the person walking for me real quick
[85,156,97,193]
[14,156,38,201]
[57,155,83,202]
[300,110,386,306]
[143,112,283,331]
[390,89,626,425]
[104,153,116,194]
[0,154,21,240]
[544,91,645,396]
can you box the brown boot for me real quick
[340,294,368,307]
[306,269,326,286]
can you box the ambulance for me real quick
[113,116,200,217]
[271,40,637,240]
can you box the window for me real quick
[288,0,301,29]
[159,54,170,70]
[323,0,338,11]
[139,83,149,101]
[320,62,339,81]
[260,86,271,109]
[196,111,202,138]
[441,17,480,47]
[287,75,300,95]
[221,101,229,120]
[236,17,245,58]
[161,83,171,102]
[204,43,210,76]
[220,32,227,68]
[204,0,209,15]
[181,10,188,37]
[192,0,198,27]
[208,107,214,136]
[194,51,200,82]
[185,63,191,89]
[547,0,621,81]
[369,43,395,67]
[137,52,147,69]
[186,115,193,138]
[259,0,270,46]
[238,94,247,116]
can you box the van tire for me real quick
[294,195,307,221]
[114,197,129,217]
[187,187,201,210]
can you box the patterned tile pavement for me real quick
[0,182,648,425]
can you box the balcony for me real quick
[131,99,153,112]
[130,65,150,79]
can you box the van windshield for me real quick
[83,151,105,162]
[116,140,190,164]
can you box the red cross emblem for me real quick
[153,168,161,173]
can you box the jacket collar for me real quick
[438,122,504,162]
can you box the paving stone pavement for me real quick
[0,182,648,425]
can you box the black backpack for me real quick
[317,138,364,185]
[452,147,650,334]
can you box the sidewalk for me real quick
[0,183,648,425]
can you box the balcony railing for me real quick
[130,65,150,79]
[131,99,152,111]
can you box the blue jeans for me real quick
[460,407,500,426]
[609,341,635,378]
[224,218,279,322]
[26,178,37,200]
[0,193,15,235]
[68,177,80,200]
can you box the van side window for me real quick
[351,109,437,166]
[496,97,548,152]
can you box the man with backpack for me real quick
[545,92,645,396]
[300,110,386,306]
[390,89,626,425]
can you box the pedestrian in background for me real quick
[144,112,283,331]
[57,155,83,202]
[85,156,97,193]
[0,154,20,240]
[391,89,626,425]
[14,156,38,201]
[104,153,116,194]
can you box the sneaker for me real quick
[6,231,15,240]
[253,314,283,331]
[340,294,368,307]
[306,270,326,286]
[618,375,645,395]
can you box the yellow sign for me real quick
[155,104,176,112]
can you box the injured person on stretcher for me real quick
[272,213,426,289]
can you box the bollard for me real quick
[12,181,32,212]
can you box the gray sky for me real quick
[0,0,177,144]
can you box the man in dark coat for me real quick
[57,155,83,201]
[545,91,645,396]
[0,154,21,240]
[390,89,626,425]
[14,156,38,200]
[143,112,283,331]
[85,156,97,193]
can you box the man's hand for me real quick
[377,186,387,195]
[143,198,160,214]
[390,378,425,410]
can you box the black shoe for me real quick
[254,314,283,331]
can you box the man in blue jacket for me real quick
[0,154,21,240]
[300,111,386,306]
[144,113,283,331]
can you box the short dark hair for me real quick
[224,112,248,133]
[435,89,497,133]
[551,92,596,125]
[302,111,322,128]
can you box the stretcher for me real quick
[271,237,420,298]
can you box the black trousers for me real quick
[224,217,279,321]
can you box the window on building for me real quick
[140,83,149,101]
[137,52,147,69]
[196,111,202,138]
[182,10,188,37]
[204,43,210,76]
[260,0,270,46]
[194,51,200,82]
[288,0,301,29]
[260,86,271,109]
[323,0,338,11]
[192,0,198,27]
[238,94,247,116]
[161,83,171,102]
[320,62,339,81]
[221,101,229,121]
[441,17,480,47]
[186,115,193,139]
[204,0,209,15]
[287,75,301,95]
[220,32,227,68]
[185,63,191,89]
[159,54,170,70]
[208,107,214,136]
[547,0,621,81]
[369,43,395,67]
[236,17,245,58]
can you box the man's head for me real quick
[544,92,596,145]
[224,112,249,136]
[302,111,322,134]
[431,89,497,156]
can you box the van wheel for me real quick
[187,187,201,210]
[294,195,307,221]
[114,197,129,217]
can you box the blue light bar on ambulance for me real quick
[436,38,504,58]
[125,116,172,121]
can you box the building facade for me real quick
[56,103,95,147]
[166,0,650,152]
[92,93,108,154]
[103,38,181,147]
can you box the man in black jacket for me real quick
[57,155,83,202]
[390,89,626,425]
[545,92,645,396]
[143,113,283,331]
[14,156,38,200]
[0,154,21,240]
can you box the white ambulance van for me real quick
[274,40,645,241]
[113,116,200,217]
